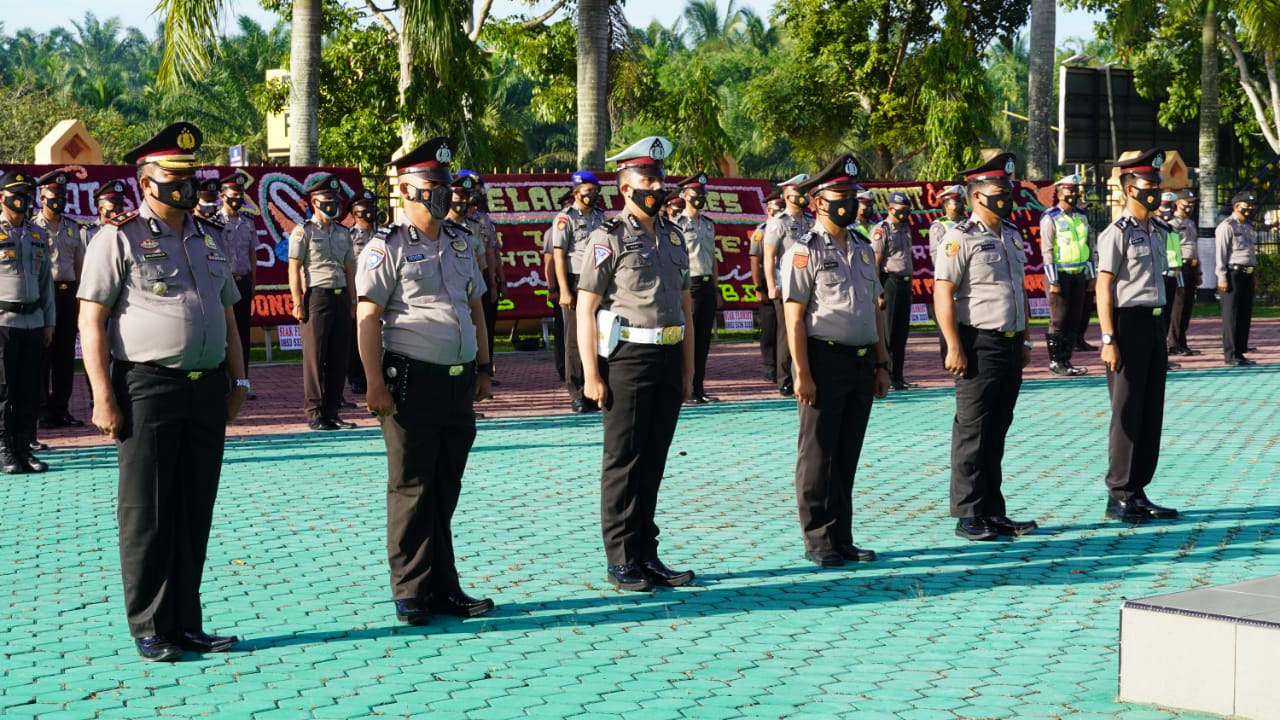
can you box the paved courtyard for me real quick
[3,319,1278,718]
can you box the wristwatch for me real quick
[477,362,493,374]
[1101,333,1115,345]
[1022,339,1034,349]
[873,361,889,371]
[235,378,252,392]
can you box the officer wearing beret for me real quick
[1166,189,1201,356]
[871,190,917,390]
[928,185,966,361]
[0,170,55,474]
[544,193,575,383]
[215,172,257,394]
[578,136,696,592]
[345,189,380,395]
[750,190,785,382]
[552,171,606,412]
[935,152,1038,541]
[762,173,813,397]
[461,173,504,382]
[289,173,356,430]
[78,122,247,660]
[1096,149,1179,523]
[1039,174,1096,377]
[780,155,890,567]
[356,137,494,625]
[674,171,720,403]
[32,170,85,430]
[854,189,877,237]
[1216,190,1259,366]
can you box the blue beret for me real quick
[887,191,910,205]
[572,171,600,187]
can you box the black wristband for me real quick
[874,361,889,371]
[477,362,493,374]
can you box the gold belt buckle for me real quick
[1152,307,1163,316]
[1245,266,1255,275]
[57,283,68,291]
[334,288,344,295]
[187,371,203,380]
[660,326,682,345]
[448,365,464,377]
[1002,331,1016,338]
[857,347,867,357]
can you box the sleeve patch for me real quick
[944,240,961,258]
[792,253,809,269]
[366,250,385,270]
[556,218,568,231]
[592,244,613,268]
[873,228,884,242]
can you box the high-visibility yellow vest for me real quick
[1052,211,1091,270]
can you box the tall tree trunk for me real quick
[399,28,416,149]
[1026,0,1055,179]
[289,0,321,166]
[576,0,609,170]
[1198,0,1219,233]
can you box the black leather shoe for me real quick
[836,544,877,562]
[1167,346,1188,356]
[1,447,25,475]
[177,630,238,653]
[1184,347,1201,356]
[955,517,997,541]
[1238,356,1257,366]
[135,636,182,662]
[641,558,695,586]
[338,399,357,409]
[394,599,431,625]
[38,416,63,430]
[1167,361,1182,371]
[804,550,845,567]
[606,564,653,592]
[17,450,47,473]
[29,440,48,452]
[430,590,495,617]
[1132,496,1179,519]
[308,418,339,431]
[327,417,356,429]
[350,383,367,394]
[61,414,84,427]
[686,394,708,405]
[1104,498,1149,524]
[987,515,1038,537]
[779,386,795,398]
[570,399,587,413]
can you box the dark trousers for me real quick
[690,277,716,395]
[301,288,351,421]
[882,275,911,381]
[1105,308,1167,501]
[773,298,792,391]
[112,360,227,638]
[45,283,79,419]
[795,340,875,552]
[599,342,684,567]
[758,300,777,377]
[233,276,253,379]
[0,325,44,448]
[950,326,1023,518]
[1048,273,1088,338]
[563,276,584,402]
[483,292,498,374]
[1221,269,1255,359]
[551,305,565,382]
[1168,265,1199,350]
[380,356,476,601]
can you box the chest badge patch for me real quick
[669,233,681,246]
[451,240,468,252]
[152,281,169,296]
[593,244,613,268]
[204,235,218,250]
[139,237,159,250]
[860,249,871,265]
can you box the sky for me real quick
[15,0,1103,47]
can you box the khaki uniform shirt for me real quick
[747,222,766,259]
[31,214,84,284]
[550,205,605,275]
[934,216,1028,333]
[762,211,814,287]
[356,222,487,365]
[578,210,690,329]
[77,203,239,369]
[216,210,257,276]
[928,219,956,265]
[1215,217,1257,283]
[350,224,376,260]
[1097,213,1169,308]
[870,219,914,275]
[1167,214,1198,265]
[461,216,488,272]
[0,216,55,330]
[288,217,353,289]
[780,226,883,346]
[674,212,716,277]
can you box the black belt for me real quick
[1229,265,1255,274]
[385,352,474,377]
[965,326,1021,339]
[55,281,78,291]
[308,287,347,296]
[117,360,224,381]
[0,301,39,314]
[1116,306,1164,317]
[234,274,250,281]
[883,273,911,282]
[693,275,713,282]
[809,338,875,357]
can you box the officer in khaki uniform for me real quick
[854,189,877,237]
[780,155,890,568]
[1039,174,1095,377]
[32,170,85,429]
[544,193,575,383]
[86,180,128,240]
[461,173,503,380]
[871,191,916,390]
[78,122,247,661]
[749,190,784,382]
[551,171,606,412]
[1216,191,1259,366]
[928,185,966,362]
[1096,149,1179,524]
[1166,189,1201,355]
[0,170,55,474]
[289,173,356,430]
[194,179,220,221]
[215,172,257,392]
[578,135,696,593]
[346,189,379,394]
[675,172,719,403]
[935,152,1038,542]
[762,173,812,397]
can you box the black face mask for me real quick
[980,191,1014,219]
[630,188,668,217]
[891,208,909,223]
[580,191,600,208]
[316,200,342,220]
[1239,208,1256,220]
[1131,188,1161,212]
[450,201,470,216]
[198,201,219,216]
[823,197,858,227]
[44,197,66,214]
[150,177,199,211]
[789,195,809,208]
[688,196,706,210]
[3,194,29,214]
[101,201,124,218]
[1060,194,1079,208]
[354,209,375,222]
[225,197,244,211]
[409,185,452,220]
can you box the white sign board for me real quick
[277,324,302,351]
[1029,297,1051,318]
[909,303,931,324]
[722,310,755,332]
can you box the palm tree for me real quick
[1197,1,1218,231]
[681,0,744,48]
[1025,0,1054,179]
[577,0,611,169]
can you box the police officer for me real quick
[1096,149,1179,523]
[216,172,257,394]
[194,179,220,221]
[0,170,54,474]
[750,190,785,382]
[872,191,916,390]
[928,185,966,361]
[1157,192,1184,372]
[854,189,877,237]
[1167,189,1201,355]
[1216,191,1258,366]
[543,193,575,383]
[762,173,812,397]
[86,181,128,239]
[1039,174,1095,377]
[463,174,503,381]
[32,170,84,429]
[289,173,356,430]
[578,135,696,592]
[551,171,606,412]
[663,194,685,221]
[78,122,247,660]
[780,155,890,567]
[935,152,1038,541]
[675,171,719,403]
[346,189,379,394]
[356,137,495,625]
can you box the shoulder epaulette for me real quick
[955,220,974,232]
[1001,219,1019,231]
[373,225,393,241]
[1114,216,1137,230]
[1151,217,1172,231]
[444,218,473,235]
[849,228,872,244]
[602,217,622,231]
[106,210,139,227]
[199,216,224,231]
[797,230,818,246]
[1044,207,1062,218]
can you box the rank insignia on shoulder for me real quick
[798,231,817,245]
[373,226,393,240]
[593,243,613,268]
[955,220,973,232]
[792,252,809,269]
[366,250,385,270]
[451,240,468,252]
[108,210,139,227]
[1001,219,1018,230]
[1115,216,1136,229]
[944,240,961,258]
[602,218,621,231]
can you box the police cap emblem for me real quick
[649,139,666,161]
